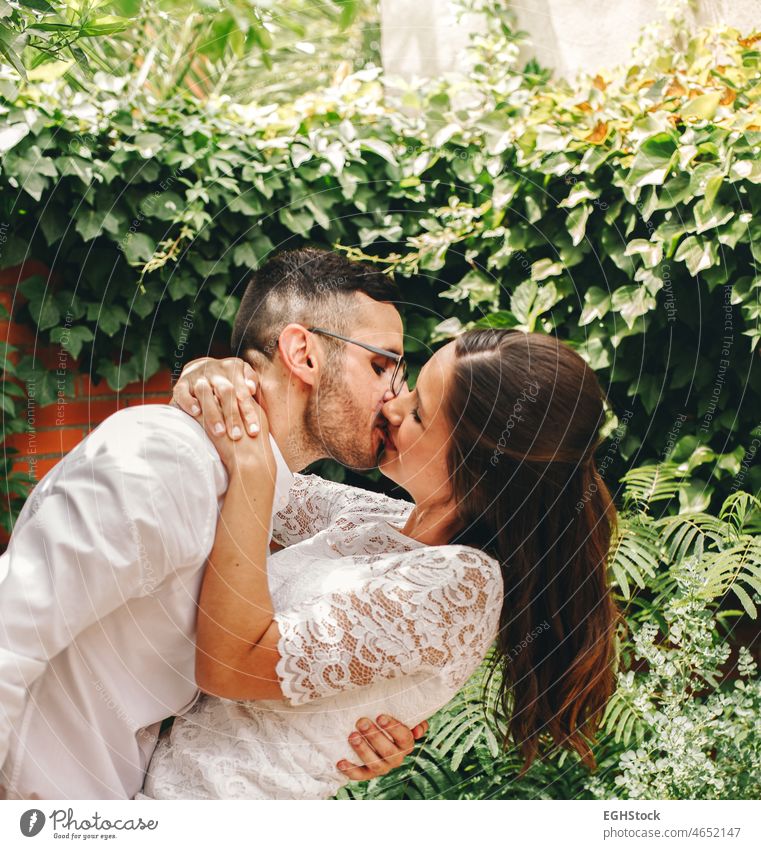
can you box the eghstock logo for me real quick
[20,809,46,837]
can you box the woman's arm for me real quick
[192,387,429,777]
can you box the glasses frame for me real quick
[307,326,407,397]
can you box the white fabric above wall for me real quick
[380,0,761,81]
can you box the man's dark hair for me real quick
[231,247,401,359]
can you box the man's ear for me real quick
[277,324,319,387]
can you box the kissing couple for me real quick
[1,247,619,799]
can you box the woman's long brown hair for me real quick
[445,329,619,771]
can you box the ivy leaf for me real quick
[579,286,611,326]
[441,270,499,310]
[611,285,656,329]
[681,92,721,121]
[28,294,60,331]
[278,207,313,237]
[625,238,663,268]
[122,233,156,264]
[360,138,397,166]
[510,280,560,332]
[530,258,564,281]
[0,123,30,154]
[674,235,719,276]
[693,199,734,234]
[558,182,600,208]
[566,204,591,246]
[626,132,677,187]
[92,304,129,337]
[475,311,520,329]
[49,325,94,359]
[168,276,198,301]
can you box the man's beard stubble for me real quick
[303,370,384,471]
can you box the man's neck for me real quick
[255,366,320,473]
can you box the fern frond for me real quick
[609,517,661,599]
[620,462,686,509]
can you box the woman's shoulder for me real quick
[380,542,503,598]
[293,473,413,520]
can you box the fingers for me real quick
[209,376,246,441]
[235,364,261,436]
[412,719,429,740]
[347,725,398,776]
[194,378,226,439]
[336,761,375,783]
[173,380,201,417]
[338,715,420,781]
[375,714,416,755]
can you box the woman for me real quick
[142,329,619,799]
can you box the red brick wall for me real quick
[1,264,173,545]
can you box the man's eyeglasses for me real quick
[308,327,407,397]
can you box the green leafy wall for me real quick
[1,29,760,532]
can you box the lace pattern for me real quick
[275,546,502,705]
[143,473,503,799]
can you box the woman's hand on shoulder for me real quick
[172,356,261,440]
[193,373,275,479]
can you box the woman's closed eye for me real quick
[411,407,422,424]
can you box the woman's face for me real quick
[378,340,456,505]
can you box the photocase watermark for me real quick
[577,408,633,511]
[662,411,687,460]
[92,678,158,751]
[55,311,74,425]
[124,511,158,595]
[489,379,540,466]
[0,220,9,259]
[25,376,38,481]
[170,308,195,383]
[507,620,550,660]
[700,283,733,435]
[730,422,761,494]
[661,264,676,322]
[117,167,183,256]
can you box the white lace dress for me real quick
[140,474,503,799]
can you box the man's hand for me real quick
[337,715,429,782]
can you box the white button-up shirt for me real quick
[0,404,293,800]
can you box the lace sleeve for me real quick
[273,545,503,706]
[272,474,410,547]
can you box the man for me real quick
[0,247,420,800]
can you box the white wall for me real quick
[380,0,761,81]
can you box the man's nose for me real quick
[381,395,403,425]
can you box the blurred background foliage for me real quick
[0,0,380,102]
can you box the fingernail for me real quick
[190,404,200,415]
[337,761,349,770]
[248,422,260,434]
[357,719,371,731]
[231,426,242,439]
[377,715,389,727]
[246,380,256,391]
[213,423,225,435]
[350,733,361,745]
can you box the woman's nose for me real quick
[381,383,410,424]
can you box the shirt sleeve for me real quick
[272,473,410,547]
[0,405,221,769]
[273,544,503,706]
